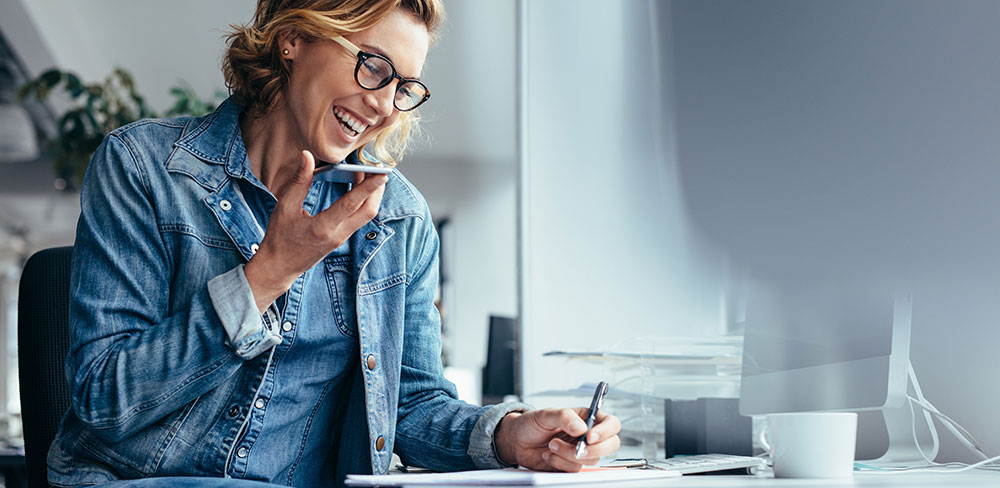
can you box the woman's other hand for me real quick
[493,408,622,472]
[244,149,387,311]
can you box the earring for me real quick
[283,49,289,56]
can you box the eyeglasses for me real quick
[331,36,430,112]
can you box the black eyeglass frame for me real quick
[331,36,430,112]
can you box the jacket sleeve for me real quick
[392,208,531,470]
[66,133,272,443]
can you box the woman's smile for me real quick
[333,105,370,139]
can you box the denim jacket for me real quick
[48,98,529,487]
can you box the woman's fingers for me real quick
[545,436,616,466]
[504,408,622,473]
[541,409,622,471]
[533,408,589,437]
[359,173,387,218]
[547,438,596,465]
[352,180,386,224]
[579,434,621,460]
[317,173,388,226]
[276,150,316,212]
[534,409,621,449]
[541,450,583,473]
[586,411,622,444]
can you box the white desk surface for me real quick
[400,471,1000,487]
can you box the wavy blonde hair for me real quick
[223,0,444,166]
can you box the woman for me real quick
[48,1,621,486]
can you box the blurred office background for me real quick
[1,0,1000,483]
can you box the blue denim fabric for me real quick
[94,478,284,488]
[48,98,529,487]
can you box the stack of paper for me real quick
[345,467,681,486]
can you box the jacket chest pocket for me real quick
[324,255,358,337]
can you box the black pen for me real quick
[575,381,609,459]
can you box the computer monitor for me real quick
[739,285,910,414]
[738,283,933,463]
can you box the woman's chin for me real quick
[317,130,376,162]
[314,145,353,164]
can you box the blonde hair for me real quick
[223,0,444,166]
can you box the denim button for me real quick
[228,405,240,418]
[220,200,232,211]
[366,355,376,370]
[375,435,385,450]
[255,398,265,409]
[365,231,377,240]
[237,447,248,458]
[250,243,259,253]
[282,321,292,332]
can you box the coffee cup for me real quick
[760,412,857,478]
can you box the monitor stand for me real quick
[864,364,938,466]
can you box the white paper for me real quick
[345,467,681,486]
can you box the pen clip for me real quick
[594,381,609,410]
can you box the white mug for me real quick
[760,412,857,478]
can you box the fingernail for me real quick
[542,452,551,463]
[589,432,599,443]
[548,440,559,452]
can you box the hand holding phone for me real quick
[244,150,388,312]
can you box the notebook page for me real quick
[345,467,681,486]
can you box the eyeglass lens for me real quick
[357,56,428,111]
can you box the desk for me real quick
[402,471,1000,487]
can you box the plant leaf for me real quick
[40,68,62,87]
[66,73,84,98]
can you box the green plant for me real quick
[166,81,227,118]
[17,67,222,185]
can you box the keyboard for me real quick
[647,454,767,475]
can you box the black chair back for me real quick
[17,246,74,488]
[481,315,517,405]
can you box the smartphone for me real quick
[313,161,392,184]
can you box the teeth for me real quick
[334,107,368,137]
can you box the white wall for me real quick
[409,0,516,167]
[9,0,250,113]
[671,0,1000,462]
[521,0,729,401]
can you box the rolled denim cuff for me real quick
[468,401,534,469]
[207,264,282,359]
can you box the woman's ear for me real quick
[278,29,300,58]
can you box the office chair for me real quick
[17,246,74,488]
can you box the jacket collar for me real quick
[167,97,423,221]
[172,97,249,188]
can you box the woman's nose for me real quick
[365,83,396,117]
